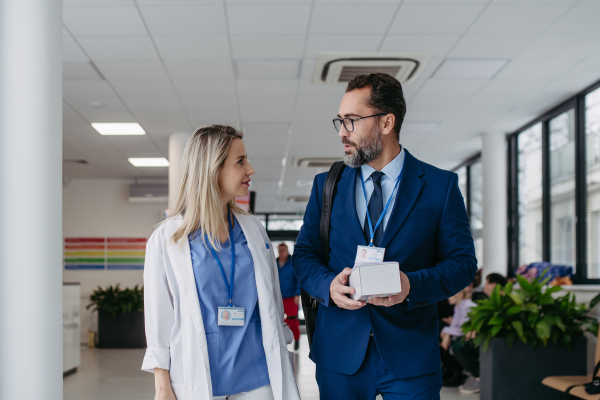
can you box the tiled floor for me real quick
[64,335,479,400]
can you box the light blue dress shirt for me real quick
[188,217,269,397]
[355,147,406,232]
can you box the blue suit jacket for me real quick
[292,149,477,379]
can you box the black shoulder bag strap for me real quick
[301,161,346,348]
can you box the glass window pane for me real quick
[469,160,483,269]
[586,87,600,278]
[456,166,467,208]
[549,109,576,270]
[518,123,543,265]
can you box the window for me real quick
[469,160,484,270]
[518,123,543,265]
[456,166,467,207]
[549,109,576,269]
[587,87,600,278]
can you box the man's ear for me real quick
[381,114,396,137]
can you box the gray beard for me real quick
[343,126,383,168]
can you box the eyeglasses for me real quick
[332,113,386,133]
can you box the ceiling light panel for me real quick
[432,59,508,79]
[129,158,170,167]
[92,123,146,135]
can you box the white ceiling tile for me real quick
[410,94,473,110]
[165,59,235,80]
[139,0,220,4]
[239,96,296,123]
[227,5,311,35]
[64,0,134,5]
[63,7,147,36]
[236,60,300,79]
[63,37,89,62]
[78,36,159,61]
[63,27,71,37]
[182,95,238,110]
[305,35,382,59]
[227,0,310,3]
[244,134,288,158]
[418,79,488,97]
[296,79,346,97]
[153,36,230,59]
[243,123,289,136]
[300,59,315,79]
[63,81,116,98]
[522,35,600,60]
[562,53,600,79]
[432,59,508,79]
[540,78,599,99]
[111,80,177,97]
[134,110,192,134]
[236,80,299,97]
[122,96,183,112]
[65,95,127,113]
[404,0,487,3]
[546,1,600,35]
[104,135,163,157]
[379,35,460,58]
[495,55,581,79]
[140,6,227,35]
[449,34,537,59]
[389,5,484,35]
[468,4,571,34]
[189,113,241,129]
[63,142,84,160]
[231,35,305,59]
[172,79,237,97]
[63,62,104,81]
[310,5,397,35]
[461,95,521,112]
[95,60,170,80]
[478,78,550,96]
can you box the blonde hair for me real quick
[162,125,248,250]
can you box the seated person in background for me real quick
[471,272,508,302]
[438,297,464,387]
[277,243,301,350]
[440,288,479,395]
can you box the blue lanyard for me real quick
[360,168,403,247]
[206,209,236,307]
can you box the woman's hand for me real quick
[440,333,451,351]
[465,330,477,341]
[154,368,176,400]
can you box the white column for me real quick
[0,0,63,399]
[169,132,191,212]
[482,132,508,277]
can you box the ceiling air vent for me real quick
[286,196,310,203]
[313,52,431,85]
[296,157,342,168]
[129,184,168,203]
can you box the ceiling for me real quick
[62,0,600,212]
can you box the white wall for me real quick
[63,179,167,344]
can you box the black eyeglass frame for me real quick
[332,113,386,132]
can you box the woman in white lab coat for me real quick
[142,125,299,400]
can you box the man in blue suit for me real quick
[292,73,477,399]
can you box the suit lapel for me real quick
[337,166,367,246]
[379,150,425,249]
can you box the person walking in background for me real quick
[277,243,301,350]
[142,125,299,400]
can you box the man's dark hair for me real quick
[346,73,406,140]
[486,273,508,287]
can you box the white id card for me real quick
[218,307,245,326]
[355,245,385,263]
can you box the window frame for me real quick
[506,78,600,284]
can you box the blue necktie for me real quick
[363,171,384,247]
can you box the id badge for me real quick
[218,307,245,326]
[355,245,385,263]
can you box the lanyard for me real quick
[206,209,236,307]
[360,168,403,247]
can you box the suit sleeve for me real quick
[292,174,337,306]
[141,237,174,372]
[405,173,477,311]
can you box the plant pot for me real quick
[98,311,146,349]
[480,336,587,400]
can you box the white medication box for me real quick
[349,262,401,301]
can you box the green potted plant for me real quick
[461,275,598,400]
[87,284,145,348]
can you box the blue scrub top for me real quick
[278,258,300,299]
[189,217,269,397]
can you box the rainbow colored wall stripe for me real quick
[64,237,146,270]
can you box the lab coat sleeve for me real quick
[256,217,294,345]
[141,238,174,373]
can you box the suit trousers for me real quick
[316,337,442,400]
[213,384,274,400]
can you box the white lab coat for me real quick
[141,212,300,400]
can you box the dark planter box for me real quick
[481,336,587,400]
[98,311,146,348]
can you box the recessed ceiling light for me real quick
[92,123,146,136]
[432,59,508,79]
[89,101,105,108]
[128,158,170,167]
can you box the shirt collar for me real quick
[360,146,405,182]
